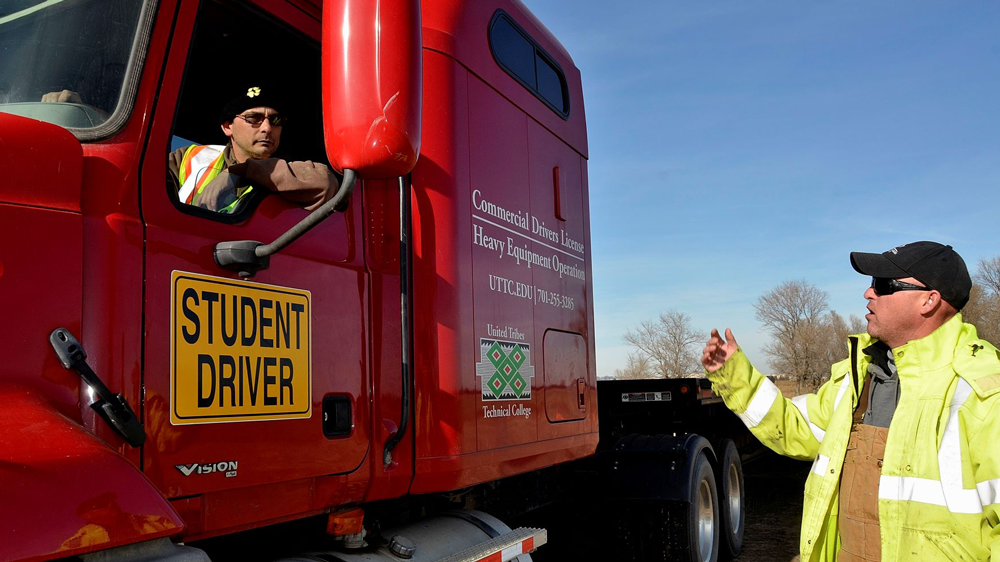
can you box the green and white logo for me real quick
[476,339,534,401]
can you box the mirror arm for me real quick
[214,169,357,278]
[256,168,357,258]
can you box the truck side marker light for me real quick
[326,507,365,536]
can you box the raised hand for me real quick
[702,328,738,372]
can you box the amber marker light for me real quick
[326,507,365,536]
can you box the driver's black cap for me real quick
[219,82,287,124]
[850,241,972,310]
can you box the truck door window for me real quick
[0,0,151,137]
[168,0,326,218]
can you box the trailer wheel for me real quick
[683,451,720,562]
[714,439,745,560]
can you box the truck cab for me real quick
[0,0,596,559]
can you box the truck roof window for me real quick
[489,11,569,119]
[0,0,152,138]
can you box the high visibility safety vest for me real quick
[177,144,253,214]
[707,314,1000,561]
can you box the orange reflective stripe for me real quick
[187,152,226,205]
[179,145,207,185]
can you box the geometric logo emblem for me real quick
[476,339,534,401]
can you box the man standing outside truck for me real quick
[702,241,1000,561]
[168,81,339,213]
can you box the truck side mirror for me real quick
[322,0,422,179]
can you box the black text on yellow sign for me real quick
[171,272,311,425]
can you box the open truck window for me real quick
[0,0,150,135]
[168,0,327,216]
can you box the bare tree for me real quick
[622,310,701,378]
[613,351,654,380]
[976,256,1000,295]
[961,256,1000,346]
[848,314,867,336]
[754,281,833,393]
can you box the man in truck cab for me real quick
[167,82,339,213]
[702,241,1000,561]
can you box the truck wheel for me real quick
[714,439,745,560]
[684,452,720,562]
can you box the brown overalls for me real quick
[838,377,889,561]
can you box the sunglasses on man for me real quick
[870,277,931,296]
[235,112,287,127]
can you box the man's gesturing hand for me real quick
[702,328,738,372]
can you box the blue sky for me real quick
[521,1,1000,376]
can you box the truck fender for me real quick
[0,385,184,561]
[596,433,716,503]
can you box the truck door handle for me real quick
[50,328,146,447]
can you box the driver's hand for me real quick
[41,90,83,104]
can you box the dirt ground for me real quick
[733,452,810,562]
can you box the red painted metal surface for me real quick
[360,177,415,503]
[0,387,183,561]
[408,0,597,493]
[0,115,84,425]
[1,0,594,556]
[420,0,588,159]
[322,0,423,178]
[136,0,371,539]
[0,114,85,426]
[0,113,82,212]
[0,0,188,556]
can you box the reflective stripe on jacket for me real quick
[177,144,253,213]
[707,314,1000,561]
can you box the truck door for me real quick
[138,0,369,503]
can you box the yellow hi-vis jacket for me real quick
[707,314,1000,561]
[177,144,253,213]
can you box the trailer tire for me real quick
[607,452,719,562]
[595,434,720,561]
[682,451,720,562]
[714,439,745,560]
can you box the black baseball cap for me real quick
[850,241,971,310]
[219,82,287,124]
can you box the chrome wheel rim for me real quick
[697,478,715,562]
[728,463,742,532]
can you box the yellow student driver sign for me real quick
[171,271,311,425]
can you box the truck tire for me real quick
[714,439,745,560]
[594,434,720,562]
[684,451,720,562]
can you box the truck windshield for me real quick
[0,0,146,130]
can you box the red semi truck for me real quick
[0,0,748,561]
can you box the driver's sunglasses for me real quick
[871,277,930,296]
[235,112,287,127]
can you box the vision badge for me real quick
[476,339,534,400]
